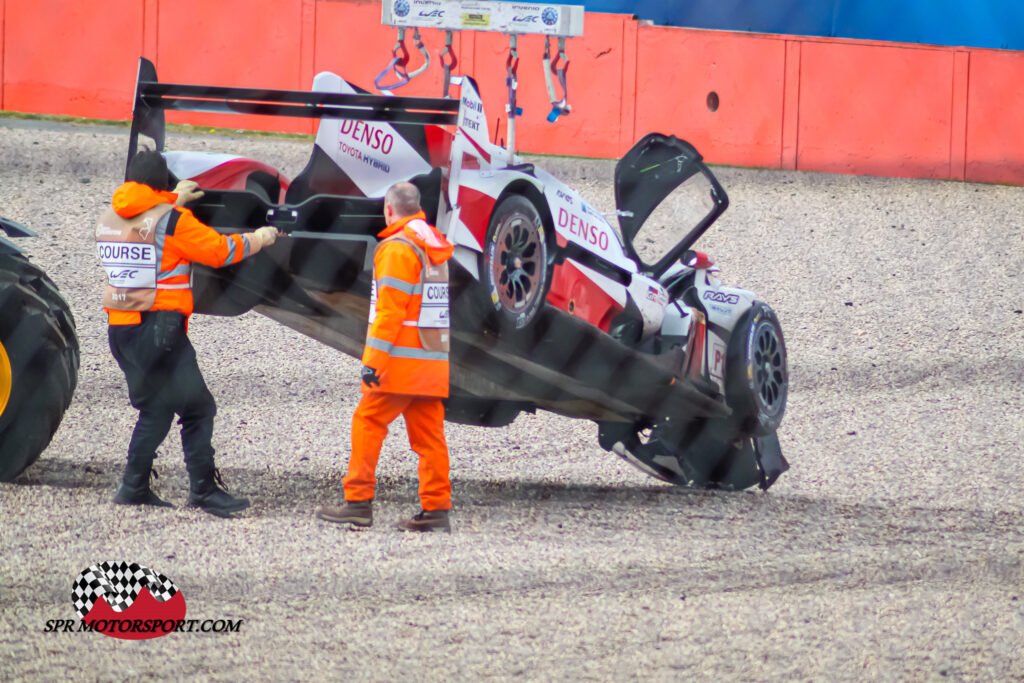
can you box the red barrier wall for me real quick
[0,0,6,111]
[796,40,957,179]
[3,0,1024,185]
[966,50,1024,184]
[635,26,787,168]
[157,0,312,134]
[4,0,145,119]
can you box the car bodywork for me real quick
[126,57,789,490]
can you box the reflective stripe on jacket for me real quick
[97,182,264,325]
[363,211,454,397]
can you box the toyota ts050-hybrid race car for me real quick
[122,57,789,491]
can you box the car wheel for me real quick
[478,194,551,332]
[0,253,80,481]
[725,302,788,436]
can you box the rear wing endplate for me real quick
[126,57,460,180]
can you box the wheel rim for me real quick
[752,322,786,414]
[0,340,11,418]
[491,213,542,312]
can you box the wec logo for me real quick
[702,291,740,305]
[108,269,139,280]
[419,9,444,18]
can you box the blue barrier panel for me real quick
[528,0,1024,51]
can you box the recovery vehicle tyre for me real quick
[0,253,80,481]
[476,194,551,332]
[725,302,788,436]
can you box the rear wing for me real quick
[126,57,461,180]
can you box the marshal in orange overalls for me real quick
[343,211,455,511]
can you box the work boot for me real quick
[315,500,373,528]
[397,509,451,533]
[112,460,172,508]
[187,467,250,518]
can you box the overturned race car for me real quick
[124,55,789,491]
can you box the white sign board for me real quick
[382,0,585,37]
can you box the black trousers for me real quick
[108,311,216,469]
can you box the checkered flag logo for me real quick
[72,562,179,618]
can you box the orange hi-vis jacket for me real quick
[96,182,265,326]
[363,211,454,398]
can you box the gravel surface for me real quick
[1,120,1023,680]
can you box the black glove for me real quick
[361,365,381,388]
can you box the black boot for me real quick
[112,459,173,507]
[187,465,250,518]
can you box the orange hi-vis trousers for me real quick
[343,392,451,511]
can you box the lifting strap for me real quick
[375,27,411,92]
[376,28,430,93]
[505,35,524,153]
[407,28,432,80]
[543,36,571,122]
[506,35,522,121]
[440,30,458,98]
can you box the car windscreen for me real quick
[630,170,717,269]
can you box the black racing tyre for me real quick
[725,302,788,436]
[476,194,551,332]
[0,252,80,481]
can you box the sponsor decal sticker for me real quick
[557,207,610,252]
[460,94,484,132]
[394,0,411,17]
[413,0,445,25]
[462,11,490,27]
[339,120,395,154]
[95,224,122,238]
[710,340,727,381]
[702,290,740,305]
[336,120,396,174]
[541,7,559,25]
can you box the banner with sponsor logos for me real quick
[383,0,584,37]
